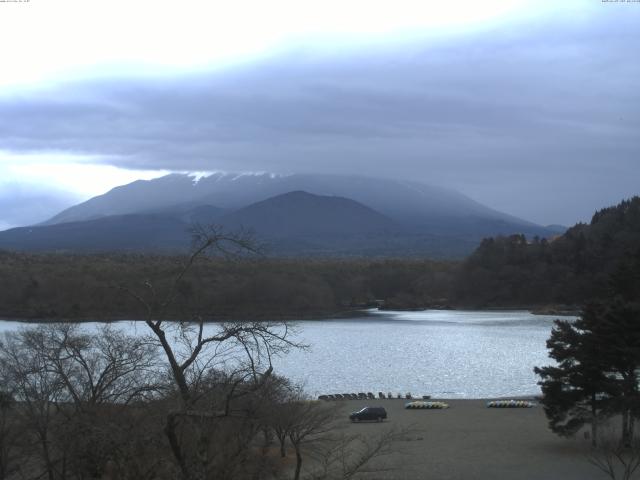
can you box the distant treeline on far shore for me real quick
[0,196,638,321]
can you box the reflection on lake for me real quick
[0,309,571,399]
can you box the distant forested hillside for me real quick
[0,253,456,321]
[1,197,637,321]
[455,197,640,307]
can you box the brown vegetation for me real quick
[0,251,457,321]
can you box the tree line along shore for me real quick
[0,196,638,322]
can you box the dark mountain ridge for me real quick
[218,190,397,237]
[0,191,411,255]
[45,172,555,238]
[3,173,563,257]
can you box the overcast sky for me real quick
[0,0,638,229]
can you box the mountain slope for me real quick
[45,174,202,224]
[45,173,554,238]
[0,214,191,252]
[0,191,417,255]
[219,191,397,237]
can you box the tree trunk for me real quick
[591,393,598,447]
[165,413,191,480]
[40,436,55,480]
[622,409,631,448]
[149,323,191,406]
[261,428,272,455]
[280,437,287,458]
[0,434,7,480]
[196,418,212,480]
[262,428,271,447]
[293,444,302,480]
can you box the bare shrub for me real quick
[587,424,640,480]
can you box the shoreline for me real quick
[0,305,579,324]
[319,394,542,403]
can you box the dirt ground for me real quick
[331,398,610,480]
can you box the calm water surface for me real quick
[0,310,571,398]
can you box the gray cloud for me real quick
[0,184,80,231]
[0,8,639,225]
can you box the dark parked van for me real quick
[349,406,387,422]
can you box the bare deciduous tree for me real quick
[24,323,161,408]
[587,426,640,480]
[0,330,66,480]
[286,400,339,480]
[266,394,409,480]
[119,225,303,480]
[0,390,18,480]
[0,324,165,480]
[309,427,411,480]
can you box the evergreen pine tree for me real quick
[536,254,640,446]
[535,304,612,446]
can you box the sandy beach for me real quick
[331,398,608,480]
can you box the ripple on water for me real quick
[0,310,571,399]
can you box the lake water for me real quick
[0,309,570,399]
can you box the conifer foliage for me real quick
[535,252,640,447]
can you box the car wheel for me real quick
[377,417,382,422]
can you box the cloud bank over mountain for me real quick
[0,3,638,227]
